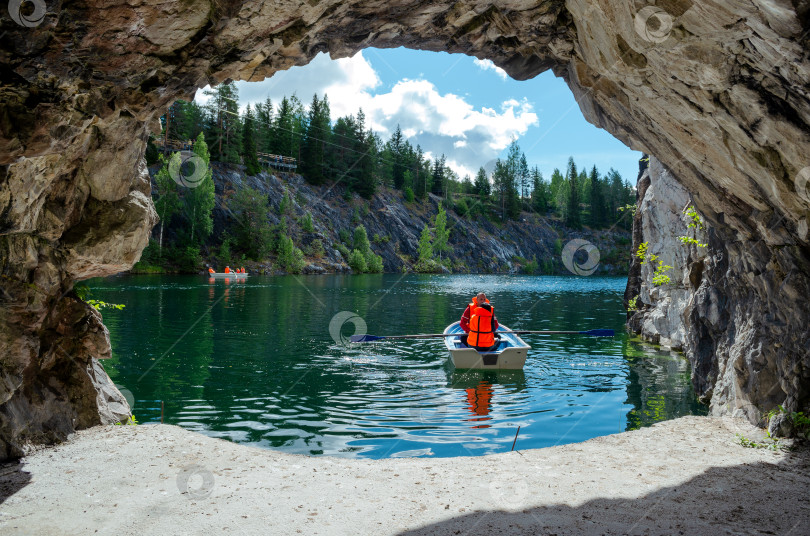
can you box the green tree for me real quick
[348,249,368,272]
[301,93,331,185]
[203,82,241,164]
[417,224,433,262]
[530,167,548,214]
[474,167,491,198]
[588,165,607,228]
[353,225,371,252]
[242,104,261,176]
[153,153,181,259]
[228,186,273,259]
[565,157,581,229]
[431,154,446,196]
[433,202,451,260]
[181,133,215,245]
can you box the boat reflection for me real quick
[446,370,527,429]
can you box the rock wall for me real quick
[2,1,810,456]
[626,156,708,351]
[627,155,809,434]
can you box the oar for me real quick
[350,328,614,343]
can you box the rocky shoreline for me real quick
[1,416,808,535]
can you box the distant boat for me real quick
[208,271,248,279]
[443,321,530,370]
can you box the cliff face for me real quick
[199,163,630,275]
[2,1,809,456]
[627,156,809,435]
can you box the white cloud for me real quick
[473,58,508,80]
[196,51,538,178]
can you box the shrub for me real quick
[455,198,469,217]
[348,249,368,272]
[338,229,351,245]
[277,235,306,273]
[178,246,202,272]
[524,256,538,275]
[365,250,384,273]
[301,212,315,233]
[372,233,390,244]
[217,235,233,265]
[335,243,350,259]
[353,225,370,252]
[403,187,415,202]
[307,239,325,259]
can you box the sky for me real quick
[195,48,641,183]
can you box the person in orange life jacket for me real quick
[224,266,231,273]
[208,267,215,274]
[459,293,500,351]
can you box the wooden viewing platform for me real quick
[154,139,297,170]
[258,152,297,170]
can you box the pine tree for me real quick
[530,167,548,214]
[272,96,295,157]
[474,166,491,198]
[565,157,581,229]
[588,165,606,228]
[389,124,406,189]
[255,98,273,153]
[518,152,530,207]
[301,93,331,185]
[242,104,261,176]
[203,82,241,164]
[354,110,377,198]
[431,155,446,196]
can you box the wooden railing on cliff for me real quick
[154,139,297,171]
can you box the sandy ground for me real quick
[1,416,808,536]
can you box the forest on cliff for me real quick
[138,83,636,274]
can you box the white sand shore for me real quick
[1,416,808,535]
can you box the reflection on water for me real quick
[93,274,706,458]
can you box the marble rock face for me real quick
[1,1,809,456]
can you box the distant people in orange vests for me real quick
[241,267,246,273]
[208,267,215,274]
[224,266,231,273]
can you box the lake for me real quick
[91,273,706,458]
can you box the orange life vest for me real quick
[208,267,215,274]
[468,305,495,348]
[225,266,231,273]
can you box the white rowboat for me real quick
[443,321,530,370]
[208,272,248,279]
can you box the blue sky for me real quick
[197,48,641,183]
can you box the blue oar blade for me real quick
[350,334,385,343]
[580,329,615,337]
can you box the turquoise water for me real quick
[92,274,706,458]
